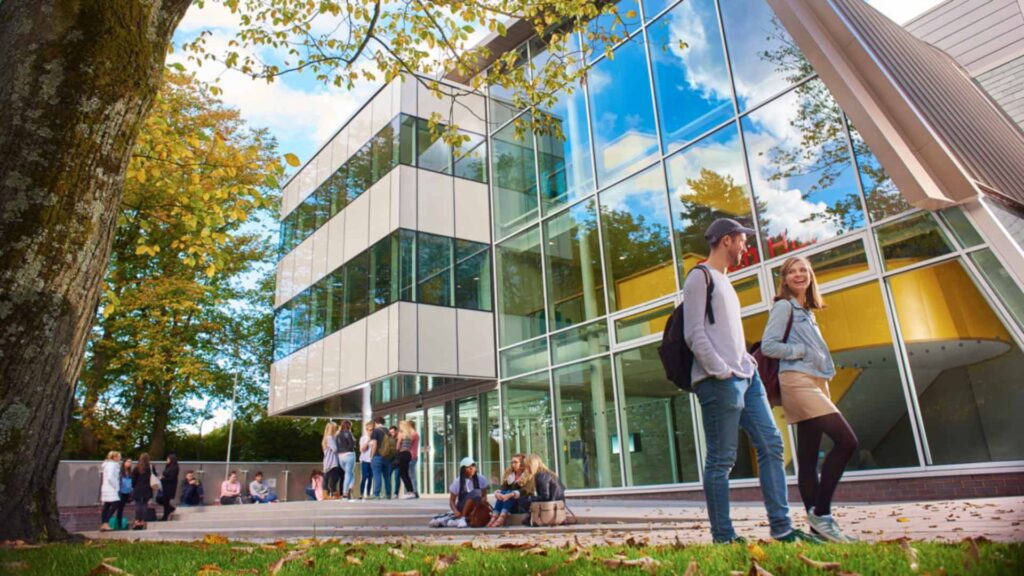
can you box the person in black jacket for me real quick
[156,453,179,520]
[179,470,204,506]
[130,453,156,530]
[523,453,565,503]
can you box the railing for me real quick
[56,460,324,507]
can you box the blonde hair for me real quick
[502,453,526,483]
[521,453,554,495]
[106,451,121,461]
[322,421,339,450]
[398,420,414,440]
[776,256,825,309]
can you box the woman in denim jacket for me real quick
[762,256,858,543]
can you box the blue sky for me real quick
[170,0,944,170]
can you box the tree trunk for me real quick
[0,0,191,541]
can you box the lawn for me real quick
[1,537,1021,575]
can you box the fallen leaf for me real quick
[520,547,548,556]
[963,537,980,570]
[268,549,306,575]
[0,541,40,549]
[88,559,131,576]
[345,555,363,566]
[3,562,28,572]
[231,546,256,554]
[202,534,229,546]
[897,518,910,523]
[899,539,920,573]
[381,571,421,576]
[388,547,407,559]
[498,542,534,550]
[196,565,223,575]
[747,543,767,562]
[747,561,774,576]
[603,556,661,574]
[798,554,841,570]
[683,559,700,576]
[433,552,458,572]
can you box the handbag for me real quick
[750,303,795,407]
[529,500,569,527]
[149,470,161,493]
[465,499,492,528]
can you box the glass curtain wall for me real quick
[483,0,1024,487]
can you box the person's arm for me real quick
[535,473,551,501]
[681,269,731,380]
[449,492,461,517]
[760,300,805,360]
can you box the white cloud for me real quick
[177,1,243,33]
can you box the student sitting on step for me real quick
[179,471,204,506]
[306,470,324,501]
[219,471,243,505]
[249,471,278,504]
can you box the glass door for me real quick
[426,405,448,495]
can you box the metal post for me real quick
[225,369,239,478]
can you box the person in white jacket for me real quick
[99,451,123,531]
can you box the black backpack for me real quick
[658,265,715,392]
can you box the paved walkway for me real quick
[77,496,1024,544]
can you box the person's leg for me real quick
[738,373,792,539]
[796,420,824,513]
[342,454,356,497]
[399,453,415,495]
[383,459,394,498]
[116,495,128,526]
[810,413,858,517]
[391,461,401,497]
[134,499,147,526]
[305,487,316,501]
[361,462,373,497]
[409,459,418,495]
[371,456,384,497]
[694,377,745,543]
[101,501,115,527]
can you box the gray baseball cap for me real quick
[704,218,755,244]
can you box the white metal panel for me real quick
[371,81,397,135]
[368,171,394,245]
[452,90,487,135]
[398,165,418,229]
[315,147,333,190]
[287,347,308,409]
[457,309,496,377]
[388,305,400,374]
[418,81,454,123]
[293,238,314,297]
[454,178,491,243]
[329,127,350,173]
[322,330,342,395]
[417,170,455,237]
[364,308,390,381]
[417,305,458,375]
[399,74,418,116]
[349,105,373,153]
[343,192,371,262]
[326,210,347,275]
[280,250,296,303]
[306,338,324,401]
[398,302,418,372]
[340,318,368,390]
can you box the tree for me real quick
[71,72,281,461]
[0,0,641,541]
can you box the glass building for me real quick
[270,0,1024,496]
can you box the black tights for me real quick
[796,412,858,517]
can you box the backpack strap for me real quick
[694,264,716,325]
[782,301,795,343]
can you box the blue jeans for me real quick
[251,492,277,504]
[305,487,316,501]
[371,456,392,498]
[340,453,356,496]
[493,491,518,515]
[409,459,418,493]
[695,372,791,542]
[360,461,372,497]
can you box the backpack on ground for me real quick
[749,301,795,407]
[380,433,397,459]
[658,265,714,392]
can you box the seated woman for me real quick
[179,471,204,506]
[525,453,564,503]
[219,471,242,505]
[305,470,324,501]
[488,453,526,528]
[448,457,489,527]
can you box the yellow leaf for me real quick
[897,517,910,523]
[203,533,229,545]
[284,153,300,167]
[205,264,216,278]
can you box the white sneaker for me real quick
[402,493,416,499]
[807,511,854,543]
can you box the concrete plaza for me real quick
[76,496,1024,545]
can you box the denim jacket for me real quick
[761,298,835,379]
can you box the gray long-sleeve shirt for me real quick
[682,266,757,386]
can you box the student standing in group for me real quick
[322,421,341,499]
[761,256,858,542]
[116,458,133,528]
[99,451,122,531]
[358,420,375,499]
[683,218,819,544]
[396,421,419,499]
[156,453,178,521]
[370,416,392,499]
[407,420,420,495]
[336,420,357,501]
[130,453,156,530]
[385,425,400,498]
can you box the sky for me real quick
[169,0,943,434]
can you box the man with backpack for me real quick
[680,218,819,544]
[369,416,392,499]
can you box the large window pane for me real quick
[614,303,673,343]
[329,166,348,217]
[599,165,676,312]
[970,249,1024,331]
[500,337,549,379]
[371,119,397,182]
[889,259,1024,465]
[875,212,955,272]
[313,181,331,228]
[455,240,492,311]
[347,142,372,199]
[369,236,395,313]
[398,229,416,302]
[488,47,528,132]
[719,0,810,111]
[492,118,538,238]
[589,32,660,187]
[453,131,488,183]
[743,80,864,259]
[482,390,502,482]
[327,268,345,334]
[667,123,758,277]
[544,200,606,329]
[537,84,595,214]
[616,342,699,485]
[648,0,735,155]
[551,320,610,365]
[502,373,556,469]
[308,283,326,342]
[416,232,453,307]
[553,357,621,489]
[416,117,451,173]
[847,119,911,222]
[496,227,546,345]
[345,251,370,324]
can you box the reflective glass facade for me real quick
[274,0,1024,492]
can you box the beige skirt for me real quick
[779,371,839,423]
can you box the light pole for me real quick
[225,368,239,478]
[197,416,208,461]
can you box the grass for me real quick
[0,538,1022,575]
